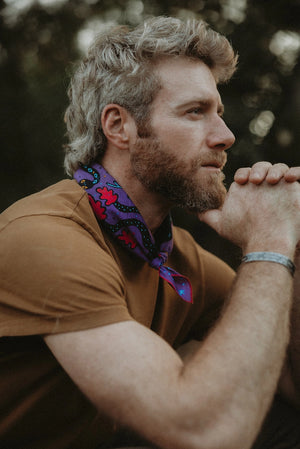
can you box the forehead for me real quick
[152,57,221,108]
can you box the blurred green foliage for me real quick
[0,0,299,267]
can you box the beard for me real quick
[130,134,227,214]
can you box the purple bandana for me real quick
[74,163,193,303]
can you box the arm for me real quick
[290,250,300,403]
[45,266,292,449]
[45,169,300,449]
[234,162,300,408]
[278,249,300,408]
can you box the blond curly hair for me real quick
[64,16,237,175]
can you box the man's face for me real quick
[130,57,235,213]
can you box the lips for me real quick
[204,152,227,167]
[201,160,225,170]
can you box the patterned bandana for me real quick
[74,163,193,303]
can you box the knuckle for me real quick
[234,168,244,176]
[273,163,289,172]
[252,161,272,169]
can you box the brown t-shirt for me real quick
[0,180,235,448]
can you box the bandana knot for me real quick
[74,163,193,303]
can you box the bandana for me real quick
[74,163,193,303]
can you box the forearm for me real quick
[177,259,293,449]
[284,250,300,405]
[232,162,300,409]
[180,167,299,446]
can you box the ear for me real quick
[101,104,134,150]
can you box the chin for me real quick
[183,178,227,213]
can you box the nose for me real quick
[207,116,235,151]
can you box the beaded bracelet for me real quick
[241,251,295,277]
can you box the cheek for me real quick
[151,117,207,156]
[159,128,204,154]
[155,125,183,144]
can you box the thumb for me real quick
[198,209,223,234]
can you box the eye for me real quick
[187,107,204,116]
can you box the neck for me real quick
[100,158,171,234]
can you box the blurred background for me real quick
[1,0,299,268]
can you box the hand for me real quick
[234,162,300,185]
[198,176,300,254]
[231,162,300,252]
[177,339,201,364]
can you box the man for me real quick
[0,16,299,449]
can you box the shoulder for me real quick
[1,179,89,222]
[0,179,120,271]
[0,180,130,335]
[0,179,104,244]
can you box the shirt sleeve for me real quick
[0,214,133,336]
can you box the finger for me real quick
[248,161,272,184]
[234,167,251,185]
[265,163,290,184]
[284,166,300,182]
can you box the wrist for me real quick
[243,237,296,260]
[241,252,295,277]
